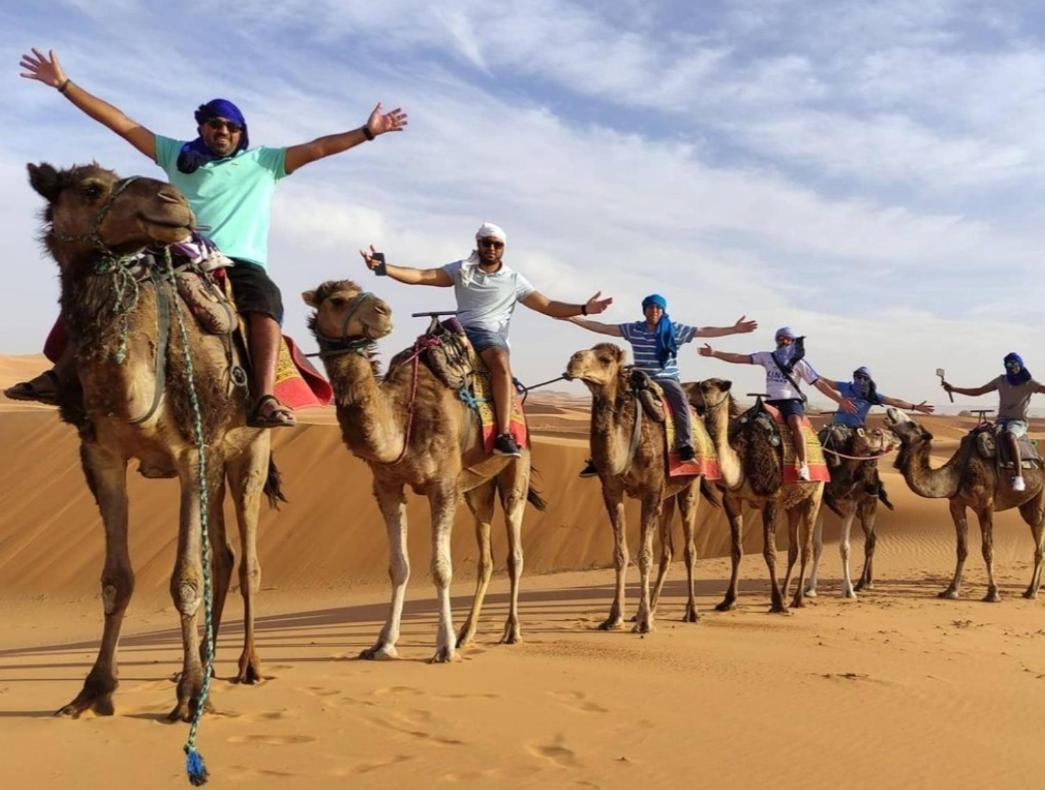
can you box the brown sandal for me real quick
[248,394,296,428]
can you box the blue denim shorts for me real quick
[996,419,1029,438]
[464,326,509,353]
[767,398,806,419]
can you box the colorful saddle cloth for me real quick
[761,402,831,484]
[972,425,1042,470]
[470,365,528,454]
[649,381,720,479]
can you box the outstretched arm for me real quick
[694,315,758,338]
[880,395,934,415]
[360,244,451,286]
[285,103,407,174]
[20,48,156,161]
[698,343,753,365]
[521,290,613,319]
[942,380,996,397]
[562,316,623,337]
[814,378,857,414]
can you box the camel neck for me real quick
[589,378,632,474]
[900,436,963,499]
[327,350,407,464]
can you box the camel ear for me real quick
[301,289,319,307]
[721,380,733,392]
[28,163,62,202]
[922,429,933,441]
[613,345,626,361]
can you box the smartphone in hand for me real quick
[371,251,387,276]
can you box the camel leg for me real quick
[458,482,496,649]
[762,501,787,613]
[169,451,222,722]
[429,482,460,663]
[781,505,800,601]
[58,444,132,717]
[716,494,744,611]
[226,438,269,683]
[1019,496,1045,599]
[804,510,825,598]
[790,493,820,609]
[650,496,677,619]
[633,494,662,634]
[361,479,409,661]
[598,483,628,630]
[678,483,701,623]
[940,500,969,599]
[838,508,858,599]
[855,499,878,591]
[496,463,528,645]
[203,473,233,676]
[975,508,1000,603]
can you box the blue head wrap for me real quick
[641,294,676,368]
[1004,352,1031,386]
[176,99,249,174]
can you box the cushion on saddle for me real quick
[647,380,720,479]
[973,425,1042,469]
[760,402,831,484]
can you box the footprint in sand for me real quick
[528,734,581,768]
[298,685,340,698]
[549,690,609,714]
[373,685,423,697]
[226,734,315,745]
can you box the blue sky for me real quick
[5,0,1045,404]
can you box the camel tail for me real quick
[700,478,721,508]
[526,484,548,511]
[264,456,288,509]
[876,479,894,511]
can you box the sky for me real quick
[5,0,1045,408]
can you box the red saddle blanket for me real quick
[761,403,831,484]
[659,398,720,479]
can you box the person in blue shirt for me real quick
[568,294,757,475]
[820,366,934,427]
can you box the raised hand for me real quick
[732,315,758,334]
[19,48,66,89]
[365,103,408,136]
[914,401,935,414]
[359,243,381,271]
[584,291,613,315]
[699,343,715,357]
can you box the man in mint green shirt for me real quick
[12,47,407,426]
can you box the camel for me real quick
[804,425,896,599]
[28,162,282,721]
[303,280,544,662]
[564,343,704,632]
[686,378,825,612]
[886,408,1045,601]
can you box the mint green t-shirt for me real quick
[155,135,287,268]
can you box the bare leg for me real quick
[633,493,662,633]
[787,414,807,466]
[650,497,676,617]
[976,507,1000,602]
[248,313,295,425]
[716,494,744,611]
[1019,496,1045,599]
[599,482,628,630]
[479,346,513,435]
[940,500,969,599]
[361,479,410,660]
[458,482,496,648]
[497,462,527,644]
[58,445,131,717]
[1004,431,1022,477]
[429,482,460,663]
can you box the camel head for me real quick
[850,425,897,456]
[28,162,194,270]
[303,280,394,345]
[684,378,736,418]
[885,407,932,469]
[564,343,627,393]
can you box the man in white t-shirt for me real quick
[361,222,612,456]
[700,326,854,481]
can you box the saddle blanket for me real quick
[762,403,831,484]
[469,361,528,454]
[654,382,720,479]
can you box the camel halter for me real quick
[53,176,141,257]
[312,291,376,358]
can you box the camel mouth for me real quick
[138,213,193,241]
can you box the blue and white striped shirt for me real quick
[619,321,698,380]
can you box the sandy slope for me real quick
[2,355,1045,789]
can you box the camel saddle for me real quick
[971,424,1042,470]
[732,398,830,489]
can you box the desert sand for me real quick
[2,353,1044,789]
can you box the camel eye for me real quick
[81,182,106,200]
[328,296,346,308]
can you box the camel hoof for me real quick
[56,694,114,718]
[359,644,398,661]
[715,599,737,612]
[855,581,873,591]
[982,590,1001,603]
[938,589,960,600]
[842,588,857,600]
[167,695,212,723]
[1022,589,1038,600]
[455,630,476,649]
[597,618,624,631]
[233,664,263,685]
[631,620,654,634]
[790,597,805,609]
[769,603,790,615]
[430,646,458,664]
[682,607,700,624]
[499,624,522,645]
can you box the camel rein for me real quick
[821,445,897,462]
[308,291,376,358]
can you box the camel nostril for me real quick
[157,189,184,204]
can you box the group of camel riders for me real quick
[8,49,1037,488]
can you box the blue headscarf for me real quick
[1004,352,1032,386]
[641,294,677,368]
[176,99,249,174]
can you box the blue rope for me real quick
[162,250,216,786]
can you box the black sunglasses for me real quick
[478,238,504,249]
[205,118,242,133]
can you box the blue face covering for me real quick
[1004,352,1032,386]
[176,99,249,174]
[641,293,677,368]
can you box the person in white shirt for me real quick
[361,222,612,456]
[700,326,854,481]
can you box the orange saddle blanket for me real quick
[761,403,830,484]
[652,382,720,480]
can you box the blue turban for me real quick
[853,366,872,379]
[1004,352,1031,386]
[176,98,249,174]
[641,294,677,368]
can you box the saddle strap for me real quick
[129,273,171,425]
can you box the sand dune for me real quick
[3,354,1044,789]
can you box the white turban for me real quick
[475,222,507,244]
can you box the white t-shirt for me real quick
[750,351,819,400]
[441,259,536,341]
